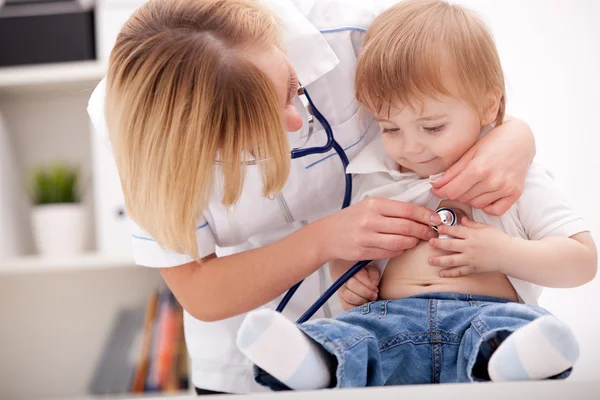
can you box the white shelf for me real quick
[0,61,106,94]
[0,252,136,275]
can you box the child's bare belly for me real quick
[379,200,518,302]
[379,241,518,301]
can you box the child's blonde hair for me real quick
[105,0,290,259]
[356,0,505,125]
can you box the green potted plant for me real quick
[30,163,88,256]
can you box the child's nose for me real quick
[402,136,425,154]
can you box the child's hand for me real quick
[338,264,381,310]
[427,217,511,277]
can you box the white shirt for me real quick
[88,0,399,393]
[348,135,589,305]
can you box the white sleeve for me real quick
[87,79,111,152]
[130,215,217,268]
[517,163,588,240]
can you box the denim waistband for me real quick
[401,292,515,304]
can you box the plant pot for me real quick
[32,204,88,256]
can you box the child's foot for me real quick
[488,315,579,382]
[236,309,333,390]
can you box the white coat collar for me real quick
[262,0,340,86]
[347,135,408,177]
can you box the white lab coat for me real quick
[87,0,398,393]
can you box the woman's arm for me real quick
[330,259,354,282]
[431,116,536,216]
[162,221,329,322]
[161,198,440,321]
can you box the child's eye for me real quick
[382,128,401,134]
[423,125,446,133]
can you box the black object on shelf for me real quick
[0,0,96,67]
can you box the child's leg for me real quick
[487,314,579,382]
[458,302,578,382]
[237,308,333,390]
[238,300,421,390]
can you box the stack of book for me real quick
[89,289,189,395]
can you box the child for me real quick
[236,0,597,390]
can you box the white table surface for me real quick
[119,380,599,399]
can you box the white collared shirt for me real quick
[88,0,399,393]
[348,135,589,306]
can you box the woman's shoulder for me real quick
[295,0,399,33]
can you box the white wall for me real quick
[454,0,600,380]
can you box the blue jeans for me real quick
[255,292,572,390]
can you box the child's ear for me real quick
[481,88,503,126]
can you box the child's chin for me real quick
[416,167,443,179]
[399,163,442,178]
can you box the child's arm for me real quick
[330,259,380,310]
[430,164,597,288]
[493,232,596,287]
[429,220,597,288]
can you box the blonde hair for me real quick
[356,0,505,126]
[105,0,290,259]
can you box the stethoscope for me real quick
[275,85,459,324]
[290,86,353,209]
[275,84,365,322]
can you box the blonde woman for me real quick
[88,0,538,394]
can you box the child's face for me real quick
[376,96,483,177]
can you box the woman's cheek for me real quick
[284,105,303,132]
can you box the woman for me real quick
[88,0,536,394]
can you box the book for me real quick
[157,292,178,389]
[144,289,172,391]
[165,302,184,392]
[88,307,145,394]
[88,289,189,395]
[131,291,159,392]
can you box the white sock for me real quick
[488,315,579,382]
[236,309,333,390]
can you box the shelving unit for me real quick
[0,61,107,94]
[0,2,188,397]
[0,252,136,275]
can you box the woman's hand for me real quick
[430,118,535,216]
[318,197,441,262]
[427,217,511,277]
[338,264,381,310]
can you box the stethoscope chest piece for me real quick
[431,207,458,232]
[431,207,466,239]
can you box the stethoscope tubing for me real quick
[276,86,368,320]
